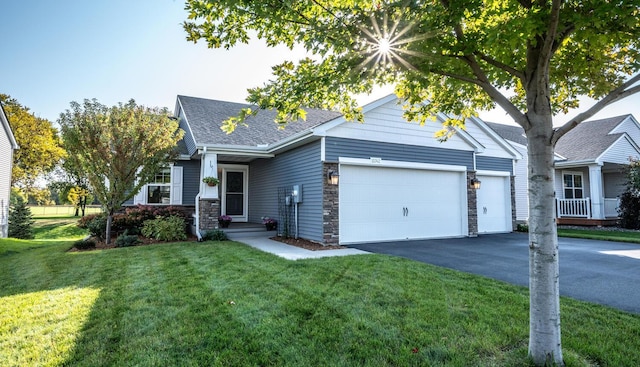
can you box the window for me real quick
[147,167,171,204]
[563,172,583,199]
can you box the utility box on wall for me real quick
[292,185,302,203]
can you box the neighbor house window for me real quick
[563,172,583,199]
[147,167,171,204]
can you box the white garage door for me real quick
[339,164,467,244]
[476,174,512,233]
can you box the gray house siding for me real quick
[176,160,200,205]
[249,140,323,242]
[178,108,197,156]
[476,156,513,174]
[325,137,474,169]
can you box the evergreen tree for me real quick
[8,196,35,239]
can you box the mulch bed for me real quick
[68,234,344,252]
[270,236,346,251]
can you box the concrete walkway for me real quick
[228,231,369,260]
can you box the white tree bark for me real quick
[526,116,563,366]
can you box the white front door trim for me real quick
[219,164,249,222]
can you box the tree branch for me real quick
[441,0,529,127]
[475,53,525,80]
[536,0,562,92]
[552,73,640,144]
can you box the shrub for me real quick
[8,196,35,239]
[79,214,108,239]
[618,191,640,229]
[73,238,96,250]
[141,215,187,242]
[115,232,141,247]
[202,229,228,241]
[516,223,529,232]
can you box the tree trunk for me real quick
[526,115,563,366]
[105,212,113,245]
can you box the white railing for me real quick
[556,198,591,218]
[604,198,620,218]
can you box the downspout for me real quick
[194,146,207,242]
[194,194,202,241]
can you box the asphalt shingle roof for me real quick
[178,95,342,147]
[554,115,630,161]
[484,121,528,146]
[485,115,632,162]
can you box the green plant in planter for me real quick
[202,176,219,186]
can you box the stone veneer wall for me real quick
[199,198,220,231]
[467,171,478,237]
[322,163,339,245]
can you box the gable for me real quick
[610,115,640,148]
[321,98,477,152]
[598,135,640,165]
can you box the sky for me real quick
[1,0,639,126]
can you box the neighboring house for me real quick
[132,94,521,245]
[0,103,19,237]
[486,114,640,225]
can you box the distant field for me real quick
[28,205,102,217]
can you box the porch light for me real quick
[470,178,481,190]
[327,170,340,185]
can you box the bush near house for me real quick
[77,205,190,244]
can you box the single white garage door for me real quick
[339,164,467,244]
[476,174,512,233]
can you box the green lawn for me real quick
[558,228,640,244]
[1,220,639,366]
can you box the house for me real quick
[0,103,19,238]
[132,94,521,245]
[486,114,640,225]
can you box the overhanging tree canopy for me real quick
[183,1,639,365]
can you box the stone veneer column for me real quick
[199,198,220,231]
[467,171,478,237]
[322,163,339,245]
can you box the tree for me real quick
[59,99,184,244]
[67,186,92,217]
[183,1,640,365]
[8,195,34,239]
[0,94,66,191]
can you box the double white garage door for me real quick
[339,163,511,244]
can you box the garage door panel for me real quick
[477,175,511,233]
[340,165,466,244]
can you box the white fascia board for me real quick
[468,116,523,159]
[197,145,274,158]
[313,94,398,136]
[595,133,640,164]
[554,159,599,168]
[176,97,198,154]
[434,112,485,153]
[476,169,511,177]
[0,104,18,149]
[339,157,468,172]
[267,130,317,153]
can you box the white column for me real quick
[588,164,604,219]
[201,153,219,199]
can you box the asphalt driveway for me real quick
[349,232,640,314]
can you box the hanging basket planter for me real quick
[203,176,219,187]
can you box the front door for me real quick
[221,165,248,222]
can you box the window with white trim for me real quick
[563,172,583,199]
[147,167,171,204]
